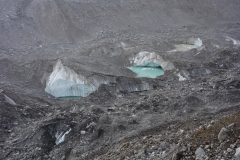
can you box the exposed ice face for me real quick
[47,59,86,86]
[45,60,116,98]
[45,59,96,98]
[195,38,203,46]
[187,38,203,47]
[177,73,187,81]
[45,79,95,97]
[131,51,175,71]
[176,70,190,81]
[55,128,71,145]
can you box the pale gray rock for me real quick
[227,123,236,130]
[233,147,240,159]
[227,148,233,152]
[4,94,16,105]
[159,141,170,150]
[218,127,229,142]
[195,147,206,160]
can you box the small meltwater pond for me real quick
[127,66,164,78]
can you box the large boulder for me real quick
[218,127,229,142]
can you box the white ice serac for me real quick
[45,59,95,98]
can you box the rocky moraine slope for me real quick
[0,0,240,159]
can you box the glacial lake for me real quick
[128,66,164,78]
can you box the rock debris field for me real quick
[0,0,240,160]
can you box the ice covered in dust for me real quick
[168,38,203,52]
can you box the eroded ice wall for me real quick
[130,51,175,71]
[45,60,96,98]
[187,38,203,47]
[45,60,117,98]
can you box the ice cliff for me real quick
[130,52,175,71]
[45,60,96,98]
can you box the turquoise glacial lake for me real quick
[128,66,164,78]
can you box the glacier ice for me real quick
[45,59,96,98]
[187,37,203,46]
[130,51,175,71]
[45,59,116,98]
[55,128,71,145]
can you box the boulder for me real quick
[195,147,206,160]
[234,147,240,159]
[218,127,229,142]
